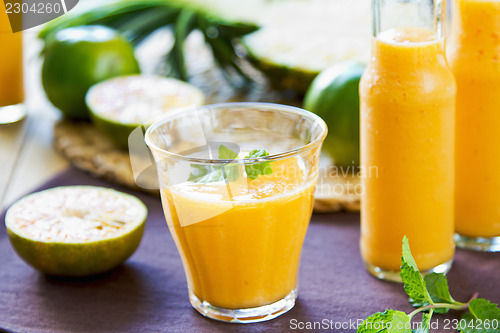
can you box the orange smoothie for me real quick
[0,9,23,107]
[448,0,500,238]
[161,158,314,309]
[360,28,456,272]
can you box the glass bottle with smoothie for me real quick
[448,0,500,251]
[145,103,327,322]
[359,0,456,281]
[0,6,24,124]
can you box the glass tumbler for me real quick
[145,102,327,323]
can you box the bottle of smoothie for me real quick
[448,0,500,251]
[0,7,24,124]
[359,0,456,281]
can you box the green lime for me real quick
[86,75,205,149]
[42,25,140,119]
[304,61,365,167]
[5,186,147,277]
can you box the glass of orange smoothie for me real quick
[448,0,500,251]
[145,103,327,323]
[0,7,24,124]
[359,0,456,281]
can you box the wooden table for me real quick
[0,31,68,211]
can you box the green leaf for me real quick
[217,144,240,181]
[459,298,500,333]
[411,273,456,313]
[469,299,500,320]
[39,0,179,40]
[401,236,433,306]
[168,9,197,81]
[188,165,222,184]
[188,145,272,183]
[244,149,273,180]
[357,310,412,333]
[218,144,239,160]
[187,164,211,182]
[422,273,456,313]
[413,310,433,333]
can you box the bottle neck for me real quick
[373,0,445,40]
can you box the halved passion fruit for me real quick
[86,75,205,149]
[5,186,147,277]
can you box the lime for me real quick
[5,186,147,277]
[42,25,140,119]
[304,61,365,167]
[86,75,205,149]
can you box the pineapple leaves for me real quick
[38,0,259,85]
[168,9,197,81]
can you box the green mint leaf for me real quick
[357,310,411,333]
[218,145,240,182]
[187,164,212,182]
[188,145,272,183]
[188,145,239,183]
[401,236,433,306]
[459,299,500,333]
[244,149,272,180]
[423,273,455,313]
[188,165,227,183]
[218,144,239,160]
[413,310,433,333]
[222,164,240,182]
[195,166,223,183]
[411,273,455,313]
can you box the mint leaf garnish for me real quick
[218,145,240,182]
[187,164,212,182]
[218,144,238,160]
[188,145,272,183]
[357,310,411,333]
[357,236,500,333]
[401,236,433,306]
[424,273,454,304]
[411,273,457,314]
[188,165,222,183]
[244,149,273,180]
[423,273,456,313]
[459,299,500,333]
[413,311,433,333]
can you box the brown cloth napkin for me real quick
[0,167,499,333]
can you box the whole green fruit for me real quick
[304,61,365,167]
[42,25,140,119]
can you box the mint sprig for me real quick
[188,145,272,183]
[244,149,273,180]
[357,236,500,333]
[357,310,410,333]
[400,236,434,307]
[461,299,500,333]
